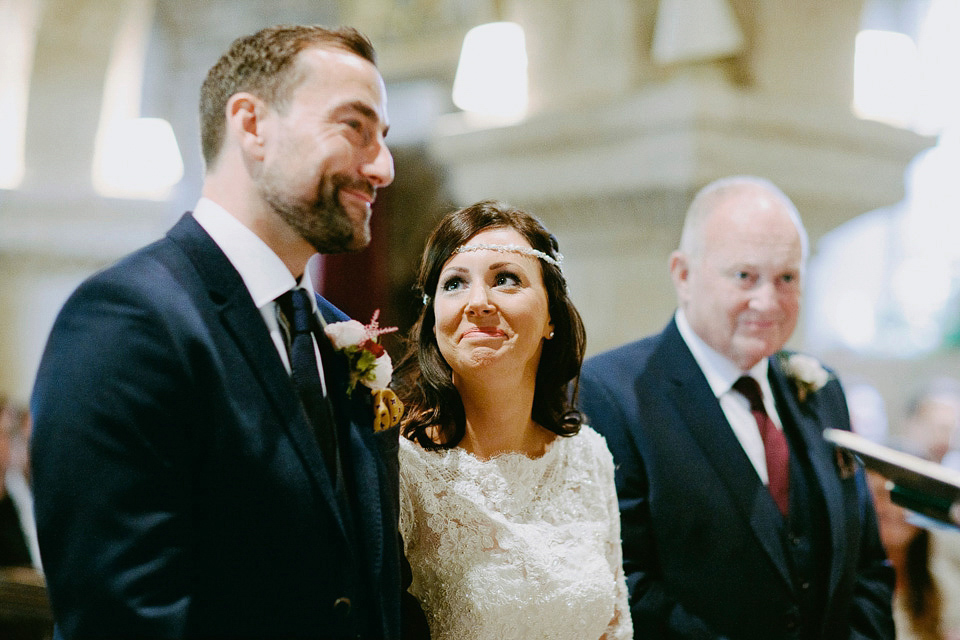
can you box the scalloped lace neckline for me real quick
[432,434,561,466]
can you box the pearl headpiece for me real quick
[452,243,564,268]
[422,242,565,306]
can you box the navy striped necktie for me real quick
[277,288,341,482]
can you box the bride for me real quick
[392,200,632,640]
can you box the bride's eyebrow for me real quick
[487,261,525,270]
[441,266,468,275]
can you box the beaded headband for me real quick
[452,243,564,268]
[422,242,565,305]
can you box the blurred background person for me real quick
[847,377,960,639]
[867,471,960,640]
[897,377,960,470]
[0,397,38,570]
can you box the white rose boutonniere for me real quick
[779,353,830,402]
[324,310,404,432]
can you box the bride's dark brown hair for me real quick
[392,200,586,449]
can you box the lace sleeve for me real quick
[398,438,424,558]
[596,430,634,640]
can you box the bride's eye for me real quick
[495,271,522,287]
[440,275,465,292]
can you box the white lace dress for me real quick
[399,425,633,640]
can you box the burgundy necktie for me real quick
[733,376,790,516]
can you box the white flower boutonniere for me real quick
[779,353,830,402]
[324,310,404,432]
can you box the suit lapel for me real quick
[346,422,386,587]
[315,298,387,589]
[768,359,850,601]
[658,322,793,590]
[167,215,351,543]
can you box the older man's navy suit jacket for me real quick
[578,318,894,640]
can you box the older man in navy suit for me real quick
[578,176,894,639]
[30,25,417,639]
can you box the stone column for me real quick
[0,0,170,400]
[431,0,932,354]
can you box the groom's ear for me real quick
[228,92,267,161]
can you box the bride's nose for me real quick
[465,285,495,316]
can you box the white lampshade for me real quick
[852,30,920,128]
[652,0,746,65]
[451,22,528,121]
[0,0,42,190]
[93,117,184,200]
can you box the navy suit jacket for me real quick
[30,214,405,639]
[578,319,894,640]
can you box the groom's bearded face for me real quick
[261,168,372,253]
[252,47,393,255]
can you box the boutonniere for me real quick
[779,353,830,403]
[324,311,404,432]
[834,447,858,480]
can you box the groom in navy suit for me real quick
[579,176,894,639]
[31,25,414,639]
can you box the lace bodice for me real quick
[399,426,633,640]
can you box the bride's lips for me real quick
[460,327,506,340]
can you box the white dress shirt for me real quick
[675,309,786,485]
[192,198,327,391]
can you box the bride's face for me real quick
[433,227,554,384]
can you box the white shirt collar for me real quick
[675,308,771,398]
[192,197,301,308]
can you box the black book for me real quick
[823,428,960,527]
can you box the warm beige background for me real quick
[0,0,953,435]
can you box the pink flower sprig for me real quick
[324,310,398,393]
